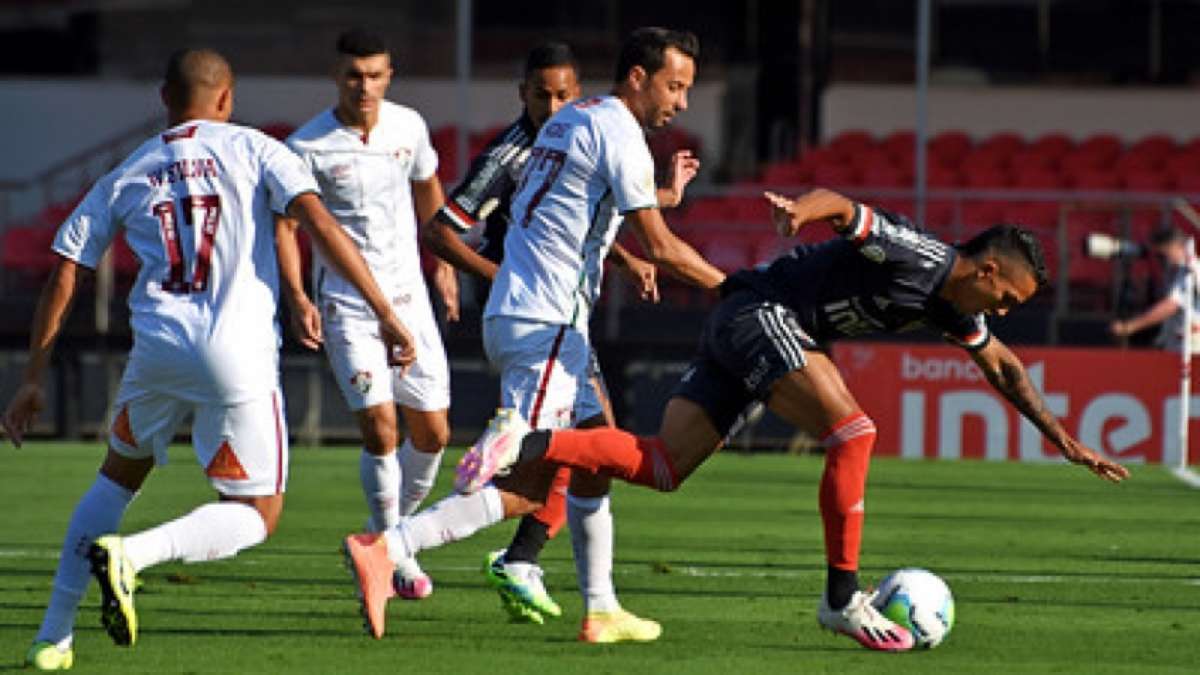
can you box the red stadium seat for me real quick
[1127,134,1177,160]
[977,131,1026,158]
[725,196,773,225]
[1059,150,1115,174]
[1076,133,1123,163]
[812,163,861,187]
[1003,201,1060,229]
[961,165,1013,189]
[880,130,916,159]
[678,197,735,226]
[760,160,809,187]
[1120,168,1173,192]
[960,148,1008,173]
[689,229,755,273]
[961,200,1007,227]
[1009,148,1058,171]
[827,129,876,155]
[846,148,894,172]
[929,130,972,167]
[926,164,962,188]
[1070,169,1121,191]
[860,164,911,188]
[1011,167,1066,190]
[1028,132,1074,158]
[1,226,59,281]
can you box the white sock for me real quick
[397,439,443,517]
[383,487,502,564]
[36,475,135,645]
[359,449,400,532]
[123,502,267,570]
[567,493,620,613]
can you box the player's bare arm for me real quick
[607,241,659,302]
[412,176,460,322]
[287,192,416,370]
[609,241,660,302]
[421,212,501,281]
[1,256,86,447]
[656,149,700,209]
[764,188,857,236]
[625,207,724,289]
[969,337,1130,483]
[1111,294,1179,338]
[274,215,322,350]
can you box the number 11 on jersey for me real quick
[151,194,222,293]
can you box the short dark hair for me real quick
[1151,226,1185,247]
[957,224,1049,288]
[614,26,699,83]
[163,48,233,107]
[524,42,578,79]
[337,28,389,58]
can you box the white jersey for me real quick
[485,96,657,330]
[1158,260,1200,352]
[52,119,318,404]
[287,101,438,317]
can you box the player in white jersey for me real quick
[277,28,453,602]
[422,41,674,626]
[344,27,726,643]
[2,49,414,671]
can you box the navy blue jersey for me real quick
[723,203,990,350]
[437,114,536,264]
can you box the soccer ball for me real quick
[872,568,955,649]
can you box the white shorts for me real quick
[108,381,289,498]
[482,316,602,430]
[323,286,451,413]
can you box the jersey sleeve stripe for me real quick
[847,204,874,244]
[441,201,476,232]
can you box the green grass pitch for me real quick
[2,442,1198,673]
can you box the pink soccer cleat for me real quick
[454,408,531,493]
[342,533,393,639]
[817,590,915,652]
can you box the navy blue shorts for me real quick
[672,290,819,437]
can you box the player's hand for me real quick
[1060,440,1130,483]
[620,255,660,303]
[764,191,803,236]
[433,261,460,323]
[2,382,46,449]
[661,150,700,208]
[1109,320,1133,338]
[379,314,417,374]
[289,296,323,351]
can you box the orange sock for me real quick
[544,428,679,491]
[531,466,570,537]
[818,412,876,572]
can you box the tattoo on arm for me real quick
[985,354,1067,447]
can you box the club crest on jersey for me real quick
[350,371,373,395]
[393,147,413,164]
[860,244,886,263]
[330,163,353,180]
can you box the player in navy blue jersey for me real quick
[457,187,1131,652]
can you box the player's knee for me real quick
[409,424,450,452]
[360,417,399,453]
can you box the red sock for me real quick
[531,466,570,538]
[544,428,679,491]
[818,412,876,572]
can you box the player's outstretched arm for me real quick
[969,337,1130,483]
[1110,294,1178,339]
[764,188,857,236]
[2,257,85,447]
[274,215,322,350]
[607,242,659,303]
[287,193,415,370]
[625,208,725,290]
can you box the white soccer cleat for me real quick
[817,590,915,652]
[454,408,531,493]
[392,555,433,600]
